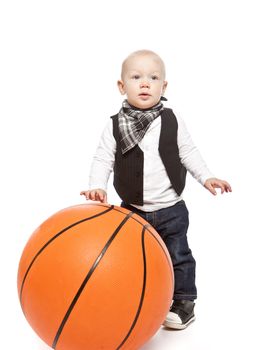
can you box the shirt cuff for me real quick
[198,173,215,186]
[88,177,108,191]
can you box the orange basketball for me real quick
[17,203,174,350]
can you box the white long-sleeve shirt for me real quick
[89,114,214,211]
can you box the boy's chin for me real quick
[127,99,159,110]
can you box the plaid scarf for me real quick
[118,99,164,154]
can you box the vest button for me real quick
[135,191,141,197]
[136,171,141,177]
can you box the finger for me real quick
[80,191,88,196]
[219,184,225,194]
[225,183,232,192]
[207,184,217,195]
[215,181,232,194]
[213,182,226,194]
[101,193,107,203]
[99,192,106,203]
[80,191,89,199]
[99,192,104,202]
[97,191,105,202]
[211,188,217,195]
[90,191,96,200]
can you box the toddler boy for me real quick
[81,50,232,329]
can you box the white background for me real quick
[1,0,261,349]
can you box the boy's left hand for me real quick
[204,178,232,195]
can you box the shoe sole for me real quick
[163,315,195,330]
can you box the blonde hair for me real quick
[121,50,166,79]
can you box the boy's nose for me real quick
[140,80,150,88]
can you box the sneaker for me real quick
[163,300,195,330]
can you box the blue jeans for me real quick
[121,200,197,301]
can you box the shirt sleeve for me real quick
[177,115,215,186]
[88,119,116,190]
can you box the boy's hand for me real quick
[204,178,232,196]
[80,189,107,203]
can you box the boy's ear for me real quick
[117,80,125,95]
[162,80,168,94]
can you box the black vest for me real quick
[111,108,187,205]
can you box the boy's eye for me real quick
[132,75,140,79]
[151,75,159,80]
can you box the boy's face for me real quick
[118,54,168,109]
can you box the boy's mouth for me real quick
[139,93,151,100]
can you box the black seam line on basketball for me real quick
[112,207,173,276]
[51,211,134,350]
[114,207,173,284]
[115,207,173,277]
[113,207,155,234]
[19,205,114,306]
[115,225,148,350]
[143,223,174,289]
[141,223,173,274]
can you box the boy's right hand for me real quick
[80,189,107,203]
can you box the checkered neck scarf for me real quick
[118,99,164,154]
